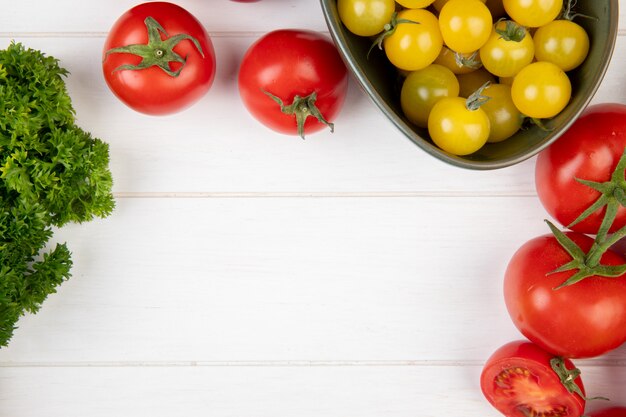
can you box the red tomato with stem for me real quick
[102,2,216,115]
[504,230,626,358]
[238,29,348,139]
[535,104,626,235]
[481,340,587,417]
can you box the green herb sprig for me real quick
[0,42,114,347]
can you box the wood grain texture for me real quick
[2,197,546,363]
[1,1,625,416]
[0,365,624,417]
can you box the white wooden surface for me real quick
[1,1,625,416]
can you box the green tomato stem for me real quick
[454,51,482,70]
[368,12,419,58]
[550,357,608,401]
[466,81,491,111]
[262,90,334,139]
[546,148,626,288]
[104,16,204,77]
[494,19,526,42]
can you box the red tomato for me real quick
[102,2,216,115]
[590,408,626,417]
[535,104,626,234]
[504,231,626,358]
[481,340,586,417]
[238,29,348,138]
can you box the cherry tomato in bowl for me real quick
[400,64,459,129]
[102,2,216,115]
[428,96,490,156]
[534,19,590,72]
[438,0,492,54]
[383,8,443,72]
[503,0,563,28]
[320,0,618,168]
[511,62,571,119]
[479,20,534,78]
[238,29,348,139]
[338,0,396,37]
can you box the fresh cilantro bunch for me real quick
[0,42,114,347]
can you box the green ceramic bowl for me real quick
[320,0,619,170]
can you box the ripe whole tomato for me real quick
[238,29,348,138]
[536,104,626,234]
[481,340,587,417]
[102,2,216,115]
[504,231,626,358]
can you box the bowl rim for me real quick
[319,0,620,170]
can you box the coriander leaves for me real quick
[0,42,114,347]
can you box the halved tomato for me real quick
[481,341,587,417]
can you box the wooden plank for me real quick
[0,364,623,417]
[5,196,625,363]
[0,0,329,34]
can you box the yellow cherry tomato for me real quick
[439,0,493,54]
[338,0,397,37]
[383,9,443,71]
[479,20,535,78]
[457,67,497,97]
[400,64,460,128]
[503,0,563,28]
[533,19,590,72]
[428,96,490,155]
[481,83,523,142]
[434,46,482,75]
[511,61,571,119]
[433,0,486,12]
[396,0,435,7]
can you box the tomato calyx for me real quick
[545,148,626,287]
[454,51,482,70]
[466,81,492,111]
[262,90,334,139]
[545,150,626,288]
[546,220,626,288]
[104,16,204,77]
[495,19,527,42]
[550,357,609,402]
[569,149,626,239]
[368,12,419,58]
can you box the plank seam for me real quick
[1,360,624,368]
[110,192,539,198]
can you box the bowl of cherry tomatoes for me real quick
[320,0,619,169]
